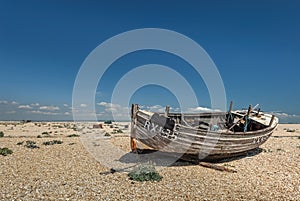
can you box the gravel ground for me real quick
[0,122,299,200]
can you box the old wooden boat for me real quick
[130,103,278,160]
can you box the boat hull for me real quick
[131,105,278,160]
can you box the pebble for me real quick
[0,122,299,200]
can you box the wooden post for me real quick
[243,105,252,132]
[247,105,252,116]
[131,104,138,119]
[130,136,137,152]
[229,101,233,113]
[165,105,170,117]
[269,115,275,127]
[227,101,233,125]
[256,108,261,116]
[130,104,138,152]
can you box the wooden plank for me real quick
[199,162,237,173]
[165,105,170,117]
[269,115,275,127]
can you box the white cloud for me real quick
[146,105,165,113]
[269,111,300,123]
[39,106,60,111]
[171,107,180,112]
[31,103,40,107]
[97,102,122,112]
[18,105,32,109]
[64,112,71,115]
[29,110,60,115]
[63,104,69,107]
[271,112,293,117]
[1,100,18,105]
[186,106,214,113]
[80,103,87,108]
[11,101,18,105]
[139,105,221,113]
[6,111,16,114]
[0,100,9,104]
[97,102,109,107]
[97,101,130,119]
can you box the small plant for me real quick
[128,162,162,182]
[93,142,100,146]
[37,135,42,138]
[43,140,63,146]
[111,129,124,134]
[262,148,273,153]
[0,131,4,137]
[297,146,300,149]
[104,120,112,124]
[67,134,80,137]
[0,147,13,156]
[286,129,296,132]
[297,136,300,140]
[16,141,24,145]
[104,132,111,137]
[113,129,123,133]
[69,142,76,145]
[25,141,39,149]
[276,148,284,152]
[41,131,51,137]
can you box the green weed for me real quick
[0,147,13,156]
[43,140,63,146]
[128,162,162,182]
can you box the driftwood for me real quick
[199,162,237,173]
[100,165,137,175]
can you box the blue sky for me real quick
[0,0,299,122]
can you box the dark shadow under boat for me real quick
[118,147,263,167]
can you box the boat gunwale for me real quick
[135,109,278,135]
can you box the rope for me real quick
[244,116,250,132]
[228,113,234,125]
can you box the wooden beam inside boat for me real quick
[229,101,233,113]
[269,115,275,127]
[165,105,170,117]
[131,104,139,152]
[131,104,139,119]
[247,105,252,116]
